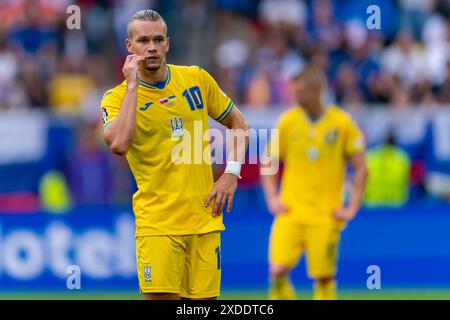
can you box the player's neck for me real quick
[301,102,325,121]
[140,63,168,84]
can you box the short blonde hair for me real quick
[127,9,167,38]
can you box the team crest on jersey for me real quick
[101,107,108,124]
[325,129,339,145]
[170,116,184,139]
[143,265,152,282]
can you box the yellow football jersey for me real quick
[100,64,235,236]
[272,105,365,227]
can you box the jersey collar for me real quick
[299,104,330,125]
[139,65,172,89]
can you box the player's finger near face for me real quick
[130,55,144,66]
[133,55,146,65]
[125,54,138,64]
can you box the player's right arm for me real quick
[261,167,288,216]
[260,115,289,216]
[103,54,145,156]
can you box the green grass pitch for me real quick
[1,289,449,300]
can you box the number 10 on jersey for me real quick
[182,86,203,111]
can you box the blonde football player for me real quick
[101,10,249,300]
[261,66,368,300]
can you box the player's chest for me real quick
[135,85,206,138]
[288,123,343,161]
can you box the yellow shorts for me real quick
[136,231,221,299]
[269,216,341,279]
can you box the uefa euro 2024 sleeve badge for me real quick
[101,107,108,124]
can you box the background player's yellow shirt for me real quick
[273,105,365,227]
[100,64,235,236]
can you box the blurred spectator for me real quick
[437,60,450,103]
[390,85,413,110]
[334,62,360,105]
[214,37,250,103]
[381,30,428,89]
[211,10,258,103]
[7,0,60,55]
[331,20,381,104]
[81,55,115,122]
[84,0,115,54]
[67,122,112,206]
[20,60,49,108]
[423,4,450,86]
[364,132,411,207]
[176,0,214,66]
[307,0,342,51]
[0,32,27,109]
[0,33,19,83]
[246,27,305,105]
[39,170,72,214]
[425,171,450,202]
[259,0,306,30]
[398,0,435,41]
[47,56,95,115]
[112,0,157,57]
[0,0,449,210]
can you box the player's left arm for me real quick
[204,106,250,216]
[334,116,368,222]
[334,151,368,222]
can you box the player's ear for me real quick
[165,36,170,53]
[125,38,133,54]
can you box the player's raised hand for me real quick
[122,54,146,87]
[267,195,289,216]
[204,173,238,217]
[333,207,357,222]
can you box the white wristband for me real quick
[224,161,242,179]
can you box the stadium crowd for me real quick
[0,0,449,210]
[1,0,450,114]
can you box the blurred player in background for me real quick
[100,10,249,300]
[261,66,368,300]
